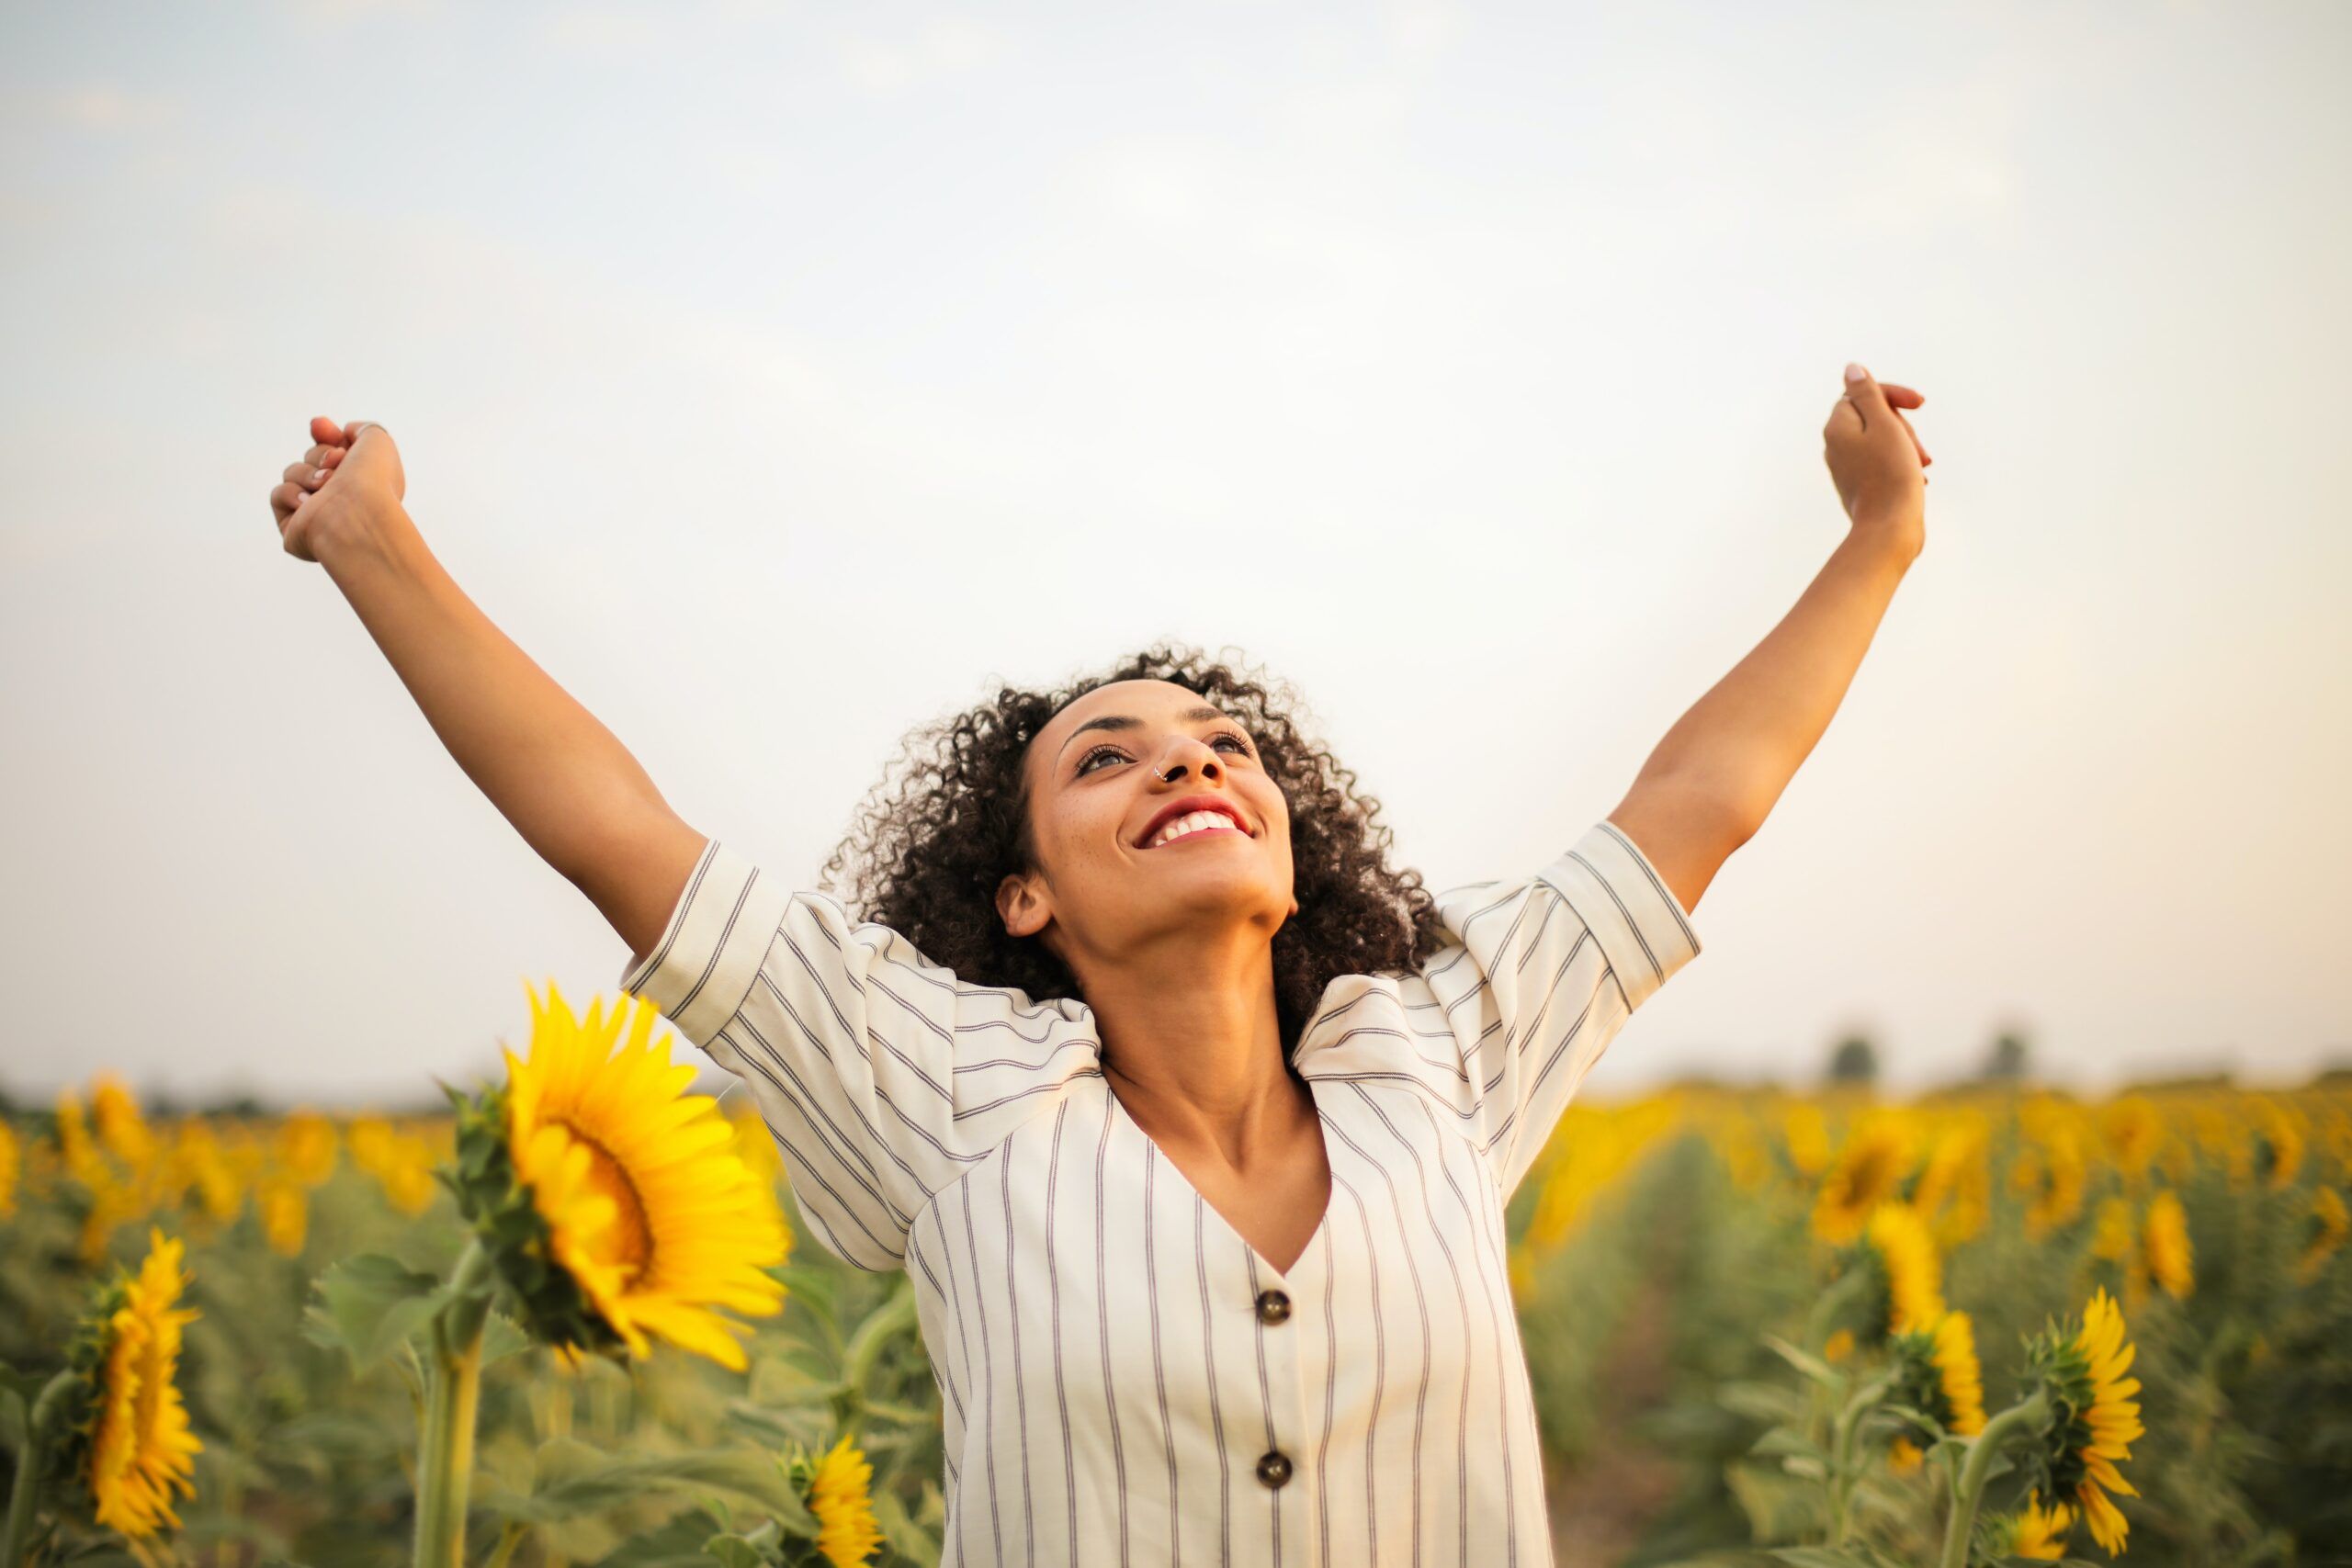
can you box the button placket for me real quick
[1245,1257,1306,1509]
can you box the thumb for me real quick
[1842,362,1893,428]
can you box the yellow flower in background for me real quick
[2013,1129,2088,1240]
[1813,1120,1913,1246]
[82,1229,204,1539]
[1989,1495,2075,1561]
[1823,1328,1854,1364]
[1885,1308,1984,1465]
[2090,1196,2132,1263]
[166,1122,243,1224]
[258,1178,309,1256]
[275,1111,339,1188]
[0,1119,17,1218]
[1864,1201,1945,1335]
[806,1432,886,1568]
[1783,1101,1832,1178]
[2248,1097,2304,1190]
[492,983,790,1369]
[2027,1288,2143,1556]
[1926,1310,1986,1437]
[379,1137,442,1216]
[2098,1096,2163,1182]
[2142,1189,2194,1300]
[91,1075,156,1172]
[2301,1186,2347,1282]
[345,1113,397,1175]
[348,1114,441,1215]
[56,1089,108,1188]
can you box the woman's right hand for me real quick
[269,416,409,565]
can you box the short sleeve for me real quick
[1422,818,1702,1200]
[617,838,1103,1273]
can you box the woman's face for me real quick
[1001,678,1297,964]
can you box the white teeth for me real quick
[1150,810,1239,847]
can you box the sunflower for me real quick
[2301,1186,2347,1281]
[274,1110,339,1187]
[2098,1097,2164,1182]
[2023,1288,2143,1556]
[1863,1201,1945,1337]
[1985,1494,2075,1561]
[74,1229,204,1538]
[2141,1188,2193,1300]
[449,982,789,1369]
[1887,1307,1985,1463]
[2247,1097,2303,1190]
[91,1076,156,1172]
[257,1177,309,1257]
[0,1118,17,1218]
[803,1432,886,1568]
[1813,1121,1914,1245]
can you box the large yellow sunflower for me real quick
[83,1228,204,1538]
[497,982,789,1369]
[806,1432,886,1568]
[2026,1287,2143,1556]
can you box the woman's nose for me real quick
[1153,737,1224,782]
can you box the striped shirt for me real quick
[619,817,1702,1568]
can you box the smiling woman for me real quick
[616,639,1705,1567]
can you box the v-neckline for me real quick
[1106,1071,1336,1282]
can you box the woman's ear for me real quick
[997,872,1049,941]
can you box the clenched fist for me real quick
[268,416,408,565]
[1823,364,1931,557]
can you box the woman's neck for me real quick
[1088,946,1298,1172]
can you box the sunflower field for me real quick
[3,986,2347,1568]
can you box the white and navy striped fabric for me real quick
[619,818,1702,1568]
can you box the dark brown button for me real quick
[1256,1449,1294,1489]
[1255,1288,1292,1325]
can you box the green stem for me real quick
[1937,1386,2052,1568]
[3,1371,74,1568]
[481,1520,528,1568]
[1828,1369,1897,1546]
[413,1241,494,1568]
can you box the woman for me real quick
[265,363,1929,1566]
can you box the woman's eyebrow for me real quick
[1055,705,1231,765]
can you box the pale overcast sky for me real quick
[4,0,2346,1107]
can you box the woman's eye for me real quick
[1078,733,1251,775]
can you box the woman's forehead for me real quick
[1050,678,1202,729]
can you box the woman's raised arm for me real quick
[266,416,707,964]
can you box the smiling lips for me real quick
[1146,813,1248,849]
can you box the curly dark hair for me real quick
[814,642,1455,1072]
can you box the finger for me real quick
[310,415,349,447]
[343,420,379,444]
[1826,395,1863,440]
[282,459,332,489]
[1842,363,1894,427]
[270,479,305,522]
[1879,383,1926,409]
[1887,408,1933,468]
